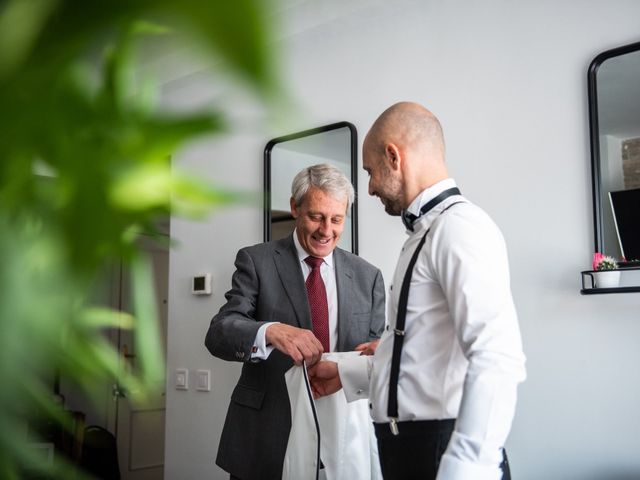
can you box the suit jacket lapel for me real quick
[273,235,313,330]
[334,248,354,352]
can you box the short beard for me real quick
[380,173,404,216]
[383,199,403,216]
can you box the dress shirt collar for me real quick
[292,229,334,268]
[406,178,458,216]
[404,178,459,233]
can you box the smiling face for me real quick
[290,186,348,257]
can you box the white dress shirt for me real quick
[252,229,338,359]
[339,178,526,480]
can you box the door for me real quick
[111,236,168,480]
[58,230,168,479]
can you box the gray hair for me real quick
[291,163,355,210]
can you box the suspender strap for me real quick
[387,200,465,434]
[387,229,429,432]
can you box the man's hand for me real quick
[307,360,342,399]
[354,339,380,356]
[265,323,323,366]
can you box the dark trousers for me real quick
[374,419,511,480]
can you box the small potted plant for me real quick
[592,252,620,288]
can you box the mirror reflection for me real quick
[264,122,358,253]
[589,42,640,263]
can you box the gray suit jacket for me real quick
[205,235,385,480]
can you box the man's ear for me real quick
[385,143,402,171]
[289,197,298,218]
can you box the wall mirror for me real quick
[264,122,358,253]
[588,41,640,264]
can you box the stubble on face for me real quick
[369,157,404,216]
[379,170,404,216]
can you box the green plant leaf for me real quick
[0,1,282,476]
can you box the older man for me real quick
[310,103,526,480]
[205,163,385,479]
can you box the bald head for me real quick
[363,102,449,214]
[364,101,445,162]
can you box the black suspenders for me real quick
[387,199,464,435]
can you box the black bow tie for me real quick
[401,187,461,231]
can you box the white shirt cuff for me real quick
[337,354,371,402]
[250,322,277,360]
[436,453,502,480]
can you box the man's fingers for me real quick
[307,345,322,366]
[267,324,324,363]
[288,347,303,365]
[309,372,342,398]
[309,360,338,380]
[307,331,324,350]
[294,332,323,365]
[297,343,314,365]
[355,339,379,356]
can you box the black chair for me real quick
[80,426,121,480]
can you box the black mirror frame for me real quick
[263,121,359,254]
[587,40,640,254]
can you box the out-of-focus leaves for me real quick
[81,307,134,330]
[171,175,251,218]
[0,213,76,478]
[167,1,277,97]
[0,0,279,477]
[130,254,165,394]
[0,0,58,77]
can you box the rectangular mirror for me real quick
[264,122,358,253]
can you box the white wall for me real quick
[164,2,640,479]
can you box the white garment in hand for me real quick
[282,352,381,480]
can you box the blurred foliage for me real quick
[0,0,278,477]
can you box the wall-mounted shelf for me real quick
[580,267,640,295]
[581,285,640,295]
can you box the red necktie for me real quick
[304,256,330,352]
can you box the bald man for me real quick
[309,102,526,480]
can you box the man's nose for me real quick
[318,218,331,232]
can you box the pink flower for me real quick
[592,252,618,270]
[592,252,605,270]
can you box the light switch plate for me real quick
[175,368,188,390]
[196,369,211,392]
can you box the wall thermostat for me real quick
[192,273,212,295]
